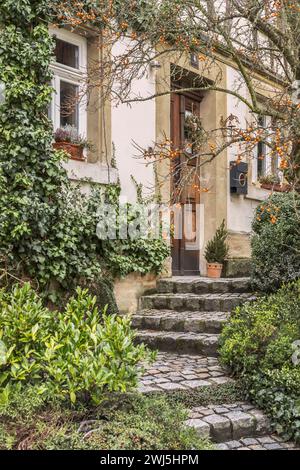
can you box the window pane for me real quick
[60,81,79,129]
[55,38,79,69]
[257,116,266,177]
[257,141,266,177]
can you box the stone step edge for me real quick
[158,277,251,295]
[140,293,256,313]
[134,309,230,317]
[132,311,228,334]
[135,330,220,357]
[186,406,271,443]
[142,293,254,299]
[135,329,220,341]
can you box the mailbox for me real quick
[230,161,248,195]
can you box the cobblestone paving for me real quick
[187,403,271,441]
[216,435,300,450]
[139,352,232,393]
[187,404,300,449]
[137,277,300,450]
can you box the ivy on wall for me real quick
[0,0,169,300]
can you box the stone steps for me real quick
[140,292,255,313]
[136,278,299,450]
[135,329,220,356]
[186,403,271,443]
[158,277,251,295]
[132,309,228,334]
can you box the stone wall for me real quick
[114,272,158,314]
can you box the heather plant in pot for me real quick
[204,220,229,278]
[54,125,92,161]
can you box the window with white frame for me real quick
[257,115,267,179]
[49,28,87,137]
[252,114,281,183]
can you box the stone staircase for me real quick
[134,277,254,357]
[134,277,300,451]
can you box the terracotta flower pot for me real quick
[207,262,223,279]
[53,142,85,161]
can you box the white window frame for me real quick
[49,28,87,138]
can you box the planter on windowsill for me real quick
[53,142,85,161]
[260,182,291,193]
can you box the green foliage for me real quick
[0,2,169,300]
[100,185,170,278]
[82,277,120,315]
[165,381,245,409]
[251,192,300,292]
[220,281,300,441]
[204,219,229,264]
[0,387,212,450]
[0,283,153,404]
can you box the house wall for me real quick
[226,66,273,260]
[53,28,280,311]
[111,41,157,203]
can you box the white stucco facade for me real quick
[226,66,271,242]
[111,41,157,203]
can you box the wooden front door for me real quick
[171,92,201,276]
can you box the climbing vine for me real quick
[0,0,169,300]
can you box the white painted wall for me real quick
[112,41,156,203]
[226,66,269,235]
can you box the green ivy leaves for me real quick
[0,1,169,299]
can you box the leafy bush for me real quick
[219,281,300,441]
[100,184,170,278]
[251,192,300,292]
[204,219,229,264]
[0,387,212,450]
[0,283,153,404]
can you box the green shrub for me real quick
[0,283,153,404]
[79,277,120,316]
[251,192,300,292]
[204,219,229,264]
[219,281,300,441]
[0,387,212,450]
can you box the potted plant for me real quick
[53,125,92,161]
[204,220,229,278]
[259,174,290,192]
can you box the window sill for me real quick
[63,159,118,185]
[244,183,272,202]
